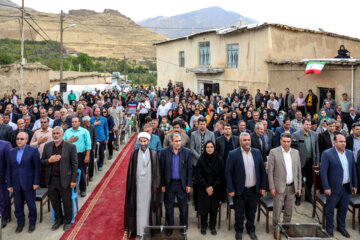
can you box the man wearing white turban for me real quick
[124,131,162,238]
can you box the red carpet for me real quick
[60,134,138,240]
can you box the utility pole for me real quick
[20,0,25,100]
[60,10,64,83]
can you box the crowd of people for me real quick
[1,81,360,240]
[124,81,360,240]
[0,88,128,233]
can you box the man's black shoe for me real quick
[165,229,173,236]
[28,224,36,233]
[15,225,24,233]
[89,176,94,182]
[51,221,63,231]
[295,197,301,206]
[248,232,258,240]
[210,228,217,235]
[236,232,242,240]
[336,227,350,238]
[63,223,72,231]
[1,219,8,229]
[81,191,86,197]
[201,228,206,235]
[326,228,333,237]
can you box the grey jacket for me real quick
[291,129,319,167]
[190,129,215,166]
[85,125,97,150]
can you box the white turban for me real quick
[138,132,151,140]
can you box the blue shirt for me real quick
[134,134,162,156]
[16,145,26,164]
[263,133,270,152]
[172,150,180,179]
[336,150,350,184]
[91,116,109,142]
[63,127,92,153]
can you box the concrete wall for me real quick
[0,63,51,98]
[49,71,112,88]
[156,28,270,95]
[267,64,360,106]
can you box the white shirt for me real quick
[137,101,150,114]
[241,148,256,187]
[157,105,169,118]
[7,122,18,131]
[267,99,279,111]
[281,147,294,184]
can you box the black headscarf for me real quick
[198,141,222,174]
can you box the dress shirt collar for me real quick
[281,146,291,153]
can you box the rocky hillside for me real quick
[0,8,166,59]
[138,6,257,39]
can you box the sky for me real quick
[11,0,360,38]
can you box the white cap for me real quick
[138,132,151,140]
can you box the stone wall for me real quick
[49,71,112,87]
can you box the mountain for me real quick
[0,0,35,11]
[138,6,257,39]
[0,7,166,59]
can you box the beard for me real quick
[140,146,148,151]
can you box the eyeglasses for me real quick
[16,138,25,140]
[41,121,48,124]
[102,112,107,113]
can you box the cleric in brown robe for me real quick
[124,132,162,238]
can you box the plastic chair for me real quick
[51,169,81,223]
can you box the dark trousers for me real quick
[48,176,72,224]
[107,140,113,157]
[303,160,313,201]
[298,106,306,116]
[306,106,316,116]
[77,152,87,193]
[0,183,9,222]
[88,150,95,178]
[164,181,188,226]
[201,212,217,229]
[233,187,258,234]
[325,184,351,230]
[139,113,148,129]
[96,141,105,168]
[14,187,36,226]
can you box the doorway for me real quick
[318,87,335,108]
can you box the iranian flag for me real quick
[305,62,326,74]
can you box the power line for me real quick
[0,3,20,9]
[23,18,59,51]
[25,11,54,42]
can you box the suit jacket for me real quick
[160,146,192,191]
[215,135,240,164]
[0,140,12,184]
[324,108,335,119]
[344,114,360,134]
[267,146,302,194]
[318,130,339,158]
[225,147,267,195]
[291,129,320,167]
[321,147,358,194]
[10,112,20,124]
[285,93,295,109]
[246,119,260,132]
[85,125,97,150]
[225,97,232,105]
[41,141,78,189]
[190,129,215,166]
[153,128,165,144]
[250,132,266,160]
[7,145,41,191]
[264,129,275,153]
[274,126,296,147]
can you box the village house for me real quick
[155,23,360,106]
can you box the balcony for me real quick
[186,67,225,74]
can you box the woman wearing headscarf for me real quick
[196,141,224,235]
[228,111,240,128]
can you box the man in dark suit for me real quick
[7,132,40,233]
[0,140,12,228]
[250,122,266,160]
[261,120,274,157]
[41,126,78,231]
[216,123,239,165]
[225,93,232,105]
[344,107,360,134]
[274,118,296,147]
[225,132,267,240]
[233,120,250,136]
[320,134,358,238]
[151,118,165,144]
[246,111,261,132]
[318,119,339,158]
[160,132,192,236]
[5,103,20,124]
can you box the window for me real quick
[227,44,238,68]
[179,51,185,67]
[199,42,210,67]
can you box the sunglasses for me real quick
[41,121,48,123]
[16,138,25,140]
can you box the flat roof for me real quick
[266,58,360,66]
[154,23,360,46]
